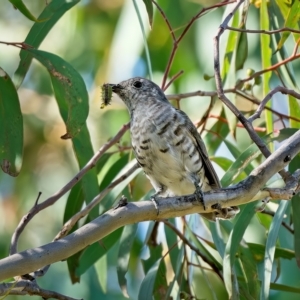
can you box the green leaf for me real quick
[270,282,300,293]
[223,203,257,297]
[164,245,185,299]
[260,200,289,300]
[221,143,259,187]
[291,194,300,267]
[248,243,295,261]
[76,227,124,276]
[185,222,222,269]
[117,223,138,297]
[260,0,273,140]
[235,25,248,71]
[221,7,239,82]
[142,0,153,27]
[276,0,300,51]
[237,246,260,299]
[71,125,100,216]
[13,0,80,88]
[9,0,41,22]
[210,156,233,171]
[132,0,153,79]
[210,222,226,258]
[138,258,167,300]
[63,181,84,226]
[288,95,300,129]
[204,108,229,154]
[0,67,23,176]
[27,49,89,139]
[101,159,141,212]
[164,220,180,274]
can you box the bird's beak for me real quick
[111,84,124,93]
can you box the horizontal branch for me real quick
[0,129,300,281]
[0,280,80,300]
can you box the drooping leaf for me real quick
[117,223,138,297]
[138,257,167,300]
[9,0,41,22]
[223,203,257,297]
[237,246,260,299]
[27,49,89,139]
[142,0,153,27]
[248,243,295,261]
[0,67,23,176]
[13,0,80,88]
[260,200,289,300]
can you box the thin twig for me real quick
[259,210,294,234]
[153,0,235,89]
[162,220,223,281]
[55,162,140,240]
[226,26,300,35]
[0,280,81,300]
[213,0,289,179]
[248,86,300,123]
[0,41,33,49]
[164,70,184,91]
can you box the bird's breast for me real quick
[130,105,207,196]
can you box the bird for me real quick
[110,77,239,220]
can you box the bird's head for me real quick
[110,77,168,111]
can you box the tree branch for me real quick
[0,129,300,281]
[0,280,81,300]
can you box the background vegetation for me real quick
[1,0,300,299]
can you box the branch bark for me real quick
[0,129,300,281]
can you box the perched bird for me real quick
[111,77,239,220]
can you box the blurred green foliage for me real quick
[1,0,300,299]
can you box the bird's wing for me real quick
[177,110,221,189]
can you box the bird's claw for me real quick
[194,185,205,210]
[211,203,240,220]
[151,195,160,216]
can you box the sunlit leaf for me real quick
[276,0,300,51]
[142,0,153,27]
[13,0,80,88]
[288,96,300,129]
[0,67,23,176]
[27,49,89,139]
[261,0,273,141]
[221,7,239,81]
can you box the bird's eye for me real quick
[133,80,143,88]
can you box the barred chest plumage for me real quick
[130,100,209,197]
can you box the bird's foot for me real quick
[150,193,160,216]
[194,185,205,210]
[114,195,128,210]
[211,203,240,220]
